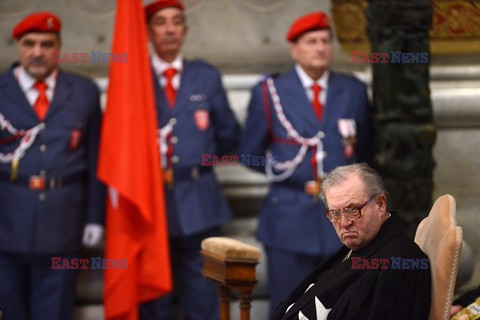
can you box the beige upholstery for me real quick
[201,237,261,261]
[415,194,463,320]
[201,237,261,320]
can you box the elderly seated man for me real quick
[272,163,431,320]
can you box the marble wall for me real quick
[0,0,349,75]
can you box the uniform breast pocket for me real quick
[63,121,85,151]
[188,103,211,132]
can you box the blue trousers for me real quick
[140,228,220,320]
[266,246,329,319]
[0,252,77,320]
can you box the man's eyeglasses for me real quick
[326,194,378,223]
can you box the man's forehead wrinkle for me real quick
[327,175,367,207]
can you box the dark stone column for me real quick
[366,0,436,236]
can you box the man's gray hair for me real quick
[320,163,387,206]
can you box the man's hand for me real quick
[82,223,104,247]
[451,305,463,316]
[450,305,469,320]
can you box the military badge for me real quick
[47,17,54,29]
[338,119,357,159]
[70,128,82,150]
[194,109,210,131]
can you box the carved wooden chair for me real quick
[201,237,261,320]
[415,194,463,320]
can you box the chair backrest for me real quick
[414,194,463,320]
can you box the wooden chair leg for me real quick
[218,284,231,320]
[238,288,253,320]
[201,238,261,320]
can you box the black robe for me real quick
[273,212,431,320]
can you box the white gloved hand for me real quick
[82,223,104,247]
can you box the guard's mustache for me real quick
[163,34,178,42]
[30,57,47,65]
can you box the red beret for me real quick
[12,12,62,40]
[145,0,185,21]
[286,12,330,42]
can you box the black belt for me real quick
[172,166,212,182]
[277,178,323,198]
[0,171,86,190]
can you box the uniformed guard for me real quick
[239,11,374,316]
[0,12,105,320]
[140,1,240,319]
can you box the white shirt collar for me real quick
[295,64,329,90]
[151,53,183,76]
[16,65,57,92]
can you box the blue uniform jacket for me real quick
[239,68,373,255]
[0,65,105,254]
[153,59,239,237]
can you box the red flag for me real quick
[97,0,172,319]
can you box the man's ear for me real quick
[289,43,297,62]
[376,194,387,213]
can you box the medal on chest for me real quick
[338,119,357,159]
